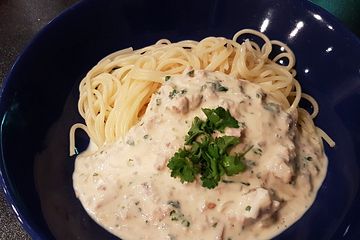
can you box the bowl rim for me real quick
[0,0,85,238]
[0,0,359,239]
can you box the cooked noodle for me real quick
[69,29,335,155]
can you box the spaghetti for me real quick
[69,29,334,155]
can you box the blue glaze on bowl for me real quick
[0,0,359,239]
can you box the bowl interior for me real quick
[1,0,360,239]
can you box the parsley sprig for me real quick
[167,107,251,189]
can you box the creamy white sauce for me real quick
[73,70,327,240]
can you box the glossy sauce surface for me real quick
[73,71,327,240]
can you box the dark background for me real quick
[0,1,78,239]
[0,0,359,239]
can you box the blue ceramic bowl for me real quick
[1,0,360,239]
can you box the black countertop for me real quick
[0,0,359,239]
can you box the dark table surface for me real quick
[0,0,359,239]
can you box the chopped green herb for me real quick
[169,89,178,99]
[182,219,190,227]
[167,200,181,209]
[169,210,179,220]
[127,158,134,166]
[180,89,187,94]
[169,209,190,227]
[143,134,149,139]
[168,107,251,189]
[211,81,228,92]
[222,179,234,184]
[202,107,239,133]
[212,222,218,228]
[245,205,251,211]
[93,173,99,177]
[184,116,207,144]
[165,75,171,81]
[246,160,256,167]
[156,98,161,106]
[187,70,195,77]
[222,154,246,176]
[253,147,263,155]
[263,102,280,113]
[241,181,250,186]
[167,149,199,183]
[256,92,266,99]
